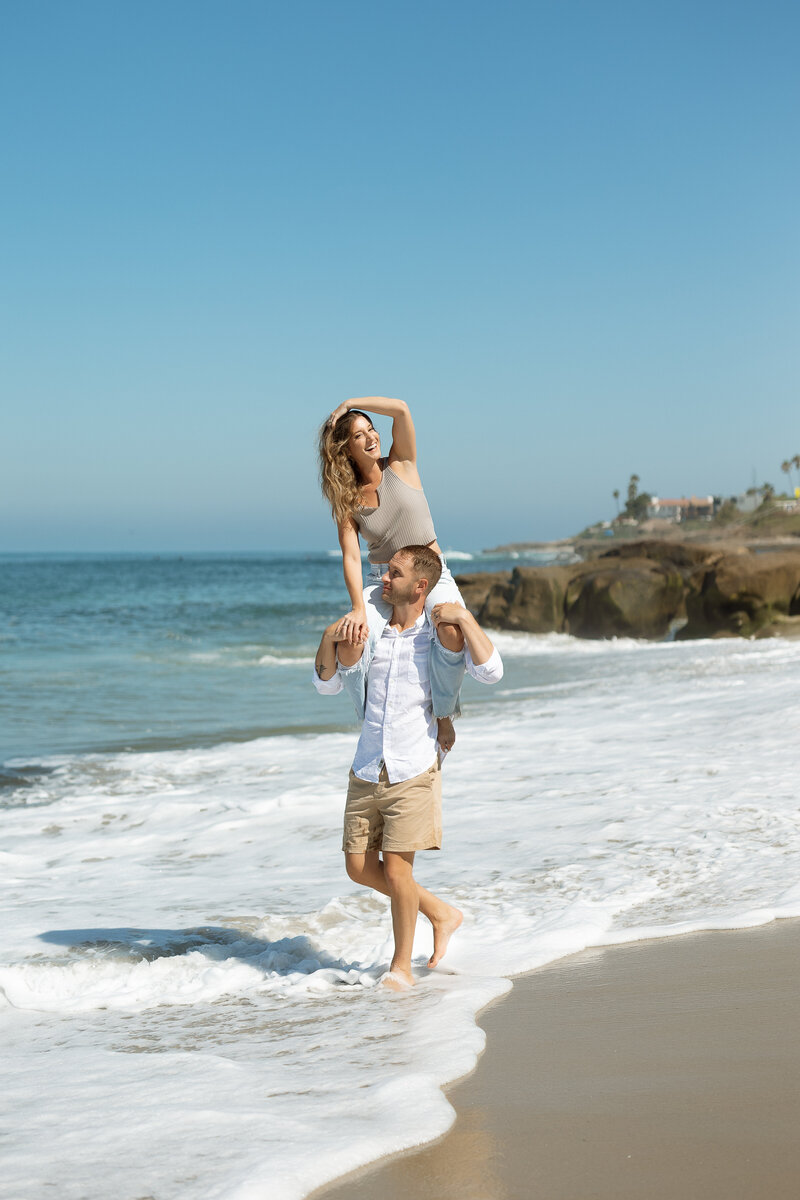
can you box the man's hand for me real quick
[433,603,497,667]
[431,603,467,652]
[333,608,369,645]
[315,620,365,680]
[431,602,467,629]
[437,716,456,752]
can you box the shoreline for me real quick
[315,919,800,1200]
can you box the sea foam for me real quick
[2,633,800,1199]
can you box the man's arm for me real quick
[312,621,365,695]
[431,603,503,683]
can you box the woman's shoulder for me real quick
[385,454,423,491]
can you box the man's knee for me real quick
[382,852,414,890]
[345,853,365,883]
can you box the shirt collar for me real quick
[383,611,429,638]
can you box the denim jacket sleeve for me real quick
[429,634,466,718]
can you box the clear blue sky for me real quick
[2,0,798,552]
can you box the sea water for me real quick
[2,552,800,1200]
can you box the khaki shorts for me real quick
[342,761,442,854]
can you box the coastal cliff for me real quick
[457,541,800,640]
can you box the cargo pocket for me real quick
[343,815,371,853]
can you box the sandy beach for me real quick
[317,919,800,1200]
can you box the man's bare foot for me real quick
[428,904,463,968]
[436,716,455,753]
[382,968,415,991]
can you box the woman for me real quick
[318,396,465,747]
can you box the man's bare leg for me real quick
[345,850,463,970]
[381,851,419,987]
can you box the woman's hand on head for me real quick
[328,401,351,427]
[334,608,369,646]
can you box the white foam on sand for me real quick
[2,634,800,1199]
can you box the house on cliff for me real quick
[646,495,714,523]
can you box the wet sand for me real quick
[316,919,800,1200]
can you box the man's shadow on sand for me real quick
[38,925,364,981]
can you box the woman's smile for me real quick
[348,418,381,459]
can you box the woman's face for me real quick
[346,415,380,469]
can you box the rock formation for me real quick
[679,551,800,639]
[456,542,800,641]
[563,558,685,640]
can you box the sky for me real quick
[2,0,798,553]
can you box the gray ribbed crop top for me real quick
[354,458,437,564]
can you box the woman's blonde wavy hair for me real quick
[318,409,373,526]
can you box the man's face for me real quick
[381,554,424,606]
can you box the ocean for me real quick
[2,551,800,1200]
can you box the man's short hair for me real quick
[395,545,443,596]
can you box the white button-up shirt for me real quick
[316,614,503,784]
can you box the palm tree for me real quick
[612,488,620,517]
[627,474,639,510]
[781,460,792,496]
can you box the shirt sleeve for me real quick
[311,664,344,695]
[465,645,504,684]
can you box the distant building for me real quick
[646,497,684,522]
[687,495,714,519]
[646,495,714,523]
[736,489,767,514]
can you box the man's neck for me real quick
[389,600,426,632]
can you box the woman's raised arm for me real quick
[329,397,417,465]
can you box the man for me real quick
[313,544,503,989]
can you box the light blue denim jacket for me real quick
[337,595,465,721]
